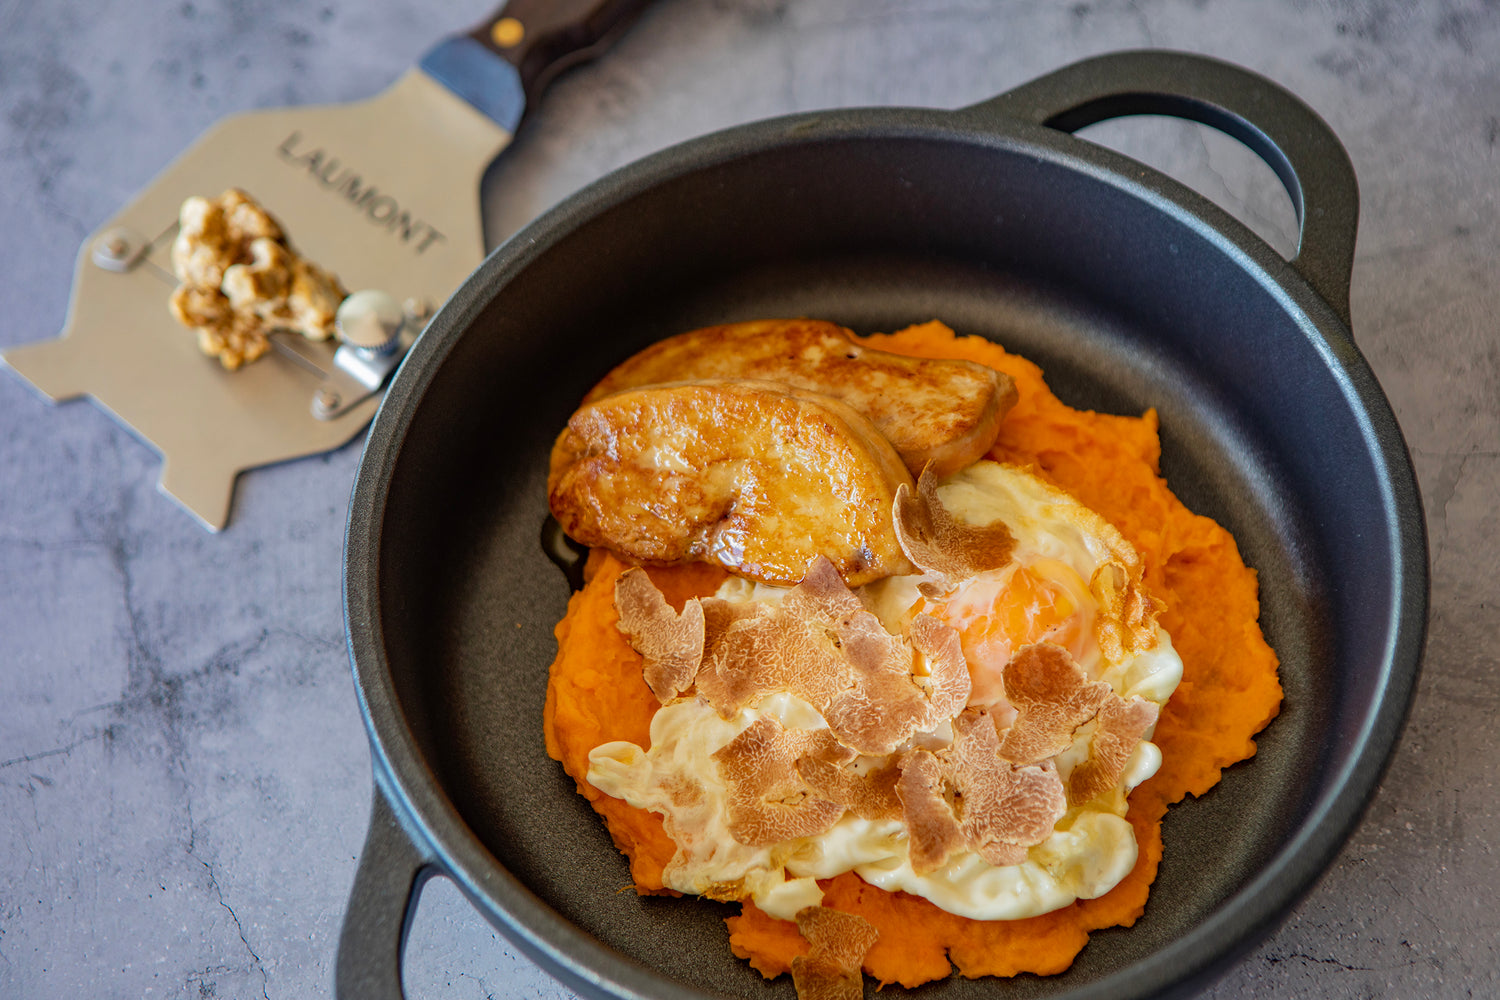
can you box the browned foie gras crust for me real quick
[548,379,915,587]
[790,905,880,1000]
[582,319,1018,477]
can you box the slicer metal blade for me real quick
[2,69,509,530]
[6,0,652,531]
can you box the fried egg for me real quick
[587,460,1183,922]
[867,461,1183,713]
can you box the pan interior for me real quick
[371,132,1398,998]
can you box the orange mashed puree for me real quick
[543,321,1282,986]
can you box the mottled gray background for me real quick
[1,1,1496,998]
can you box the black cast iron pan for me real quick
[336,50,1426,1000]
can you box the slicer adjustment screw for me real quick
[91,226,148,272]
[313,289,415,422]
[336,290,406,357]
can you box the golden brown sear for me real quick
[583,319,1016,477]
[548,379,915,586]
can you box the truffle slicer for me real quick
[2,0,647,531]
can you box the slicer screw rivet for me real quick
[92,227,147,272]
[315,388,341,410]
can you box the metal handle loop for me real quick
[335,786,436,1000]
[965,50,1359,328]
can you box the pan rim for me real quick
[344,103,1427,999]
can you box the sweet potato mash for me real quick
[543,321,1281,987]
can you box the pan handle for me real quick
[335,785,438,1000]
[420,0,651,131]
[964,51,1359,328]
[467,0,653,101]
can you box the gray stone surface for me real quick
[1,0,1495,997]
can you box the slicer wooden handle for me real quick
[468,0,652,101]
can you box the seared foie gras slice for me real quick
[583,318,1016,477]
[548,378,915,586]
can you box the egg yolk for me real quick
[932,559,1093,707]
